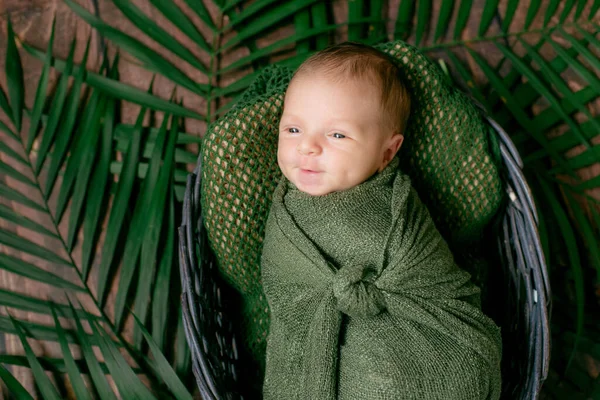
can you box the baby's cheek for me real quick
[276,149,285,170]
[281,141,297,162]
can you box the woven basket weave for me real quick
[178,42,551,399]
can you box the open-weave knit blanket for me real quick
[260,157,502,399]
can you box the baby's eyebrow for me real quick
[329,120,363,131]
[280,113,303,122]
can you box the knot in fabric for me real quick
[332,264,387,318]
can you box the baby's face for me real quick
[278,74,402,196]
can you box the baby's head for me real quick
[278,42,411,196]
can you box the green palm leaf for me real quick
[501,0,520,32]
[465,45,577,177]
[434,0,454,42]
[1,302,192,398]
[88,318,156,399]
[43,38,91,196]
[25,18,56,154]
[0,204,58,239]
[5,16,23,131]
[54,72,107,223]
[96,103,147,308]
[0,159,35,187]
[0,253,83,291]
[539,177,585,373]
[394,0,415,40]
[479,0,500,36]
[221,0,334,51]
[22,44,205,121]
[524,0,542,29]
[151,178,176,351]
[183,0,217,29]
[544,0,562,26]
[0,289,99,321]
[111,0,208,72]
[33,38,77,175]
[313,2,335,46]
[0,119,19,142]
[0,354,134,375]
[112,111,174,330]
[149,0,212,52]
[453,0,473,40]
[50,306,92,400]
[0,364,34,399]
[131,114,179,347]
[81,97,116,281]
[0,16,189,398]
[64,0,207,96]
[134,314,194,400]
[0,181,45,212]
[10,315,62,399]
[68,302,116,399]
[0,86,13,126]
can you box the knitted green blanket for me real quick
[260,157,502,399]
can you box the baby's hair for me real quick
[292,42,411,136]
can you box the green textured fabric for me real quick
[261,157,502,399]
[200,40,504,369]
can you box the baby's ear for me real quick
[390,133,404,155]
[380,133,404,170]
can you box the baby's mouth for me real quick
[298,164,322,172]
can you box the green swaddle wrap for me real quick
[260,157,502,399]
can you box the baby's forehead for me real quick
[285,72,382,104]
[284,77,387,121]
[292,67,380,87]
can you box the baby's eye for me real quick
[332,132,346,139]
[287,127,300,134]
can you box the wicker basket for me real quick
[178,98,551,400]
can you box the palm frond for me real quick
[0,364,34,400]
[25,18,56,154]
[22,44,205,121]
[0,16,189,398]
[33,38,78,176]
[539,177,585,372]
[64,0,207,96]
[95,102,146,309]
[50,306,92,400]
[5,16,23,131]
[134,314,194,400]
[81,96,116,281]
[151,181,176,351]
[440,25,600,387]
[112,0,208,72]
[0,255,83,291]
[43,38,91,195]
[131,114,179,347]
[10,315,63,399]
[150,0,213,52]
[111,110,173,331]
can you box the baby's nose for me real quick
[297,136,322,155]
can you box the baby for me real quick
[260,42,502,399]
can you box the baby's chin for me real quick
[287,177,327,195]
[289,171,335,196]
[293,178,350,196]
[287,176,333,196]
[280,165,354,196]
[296,185,333,196]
